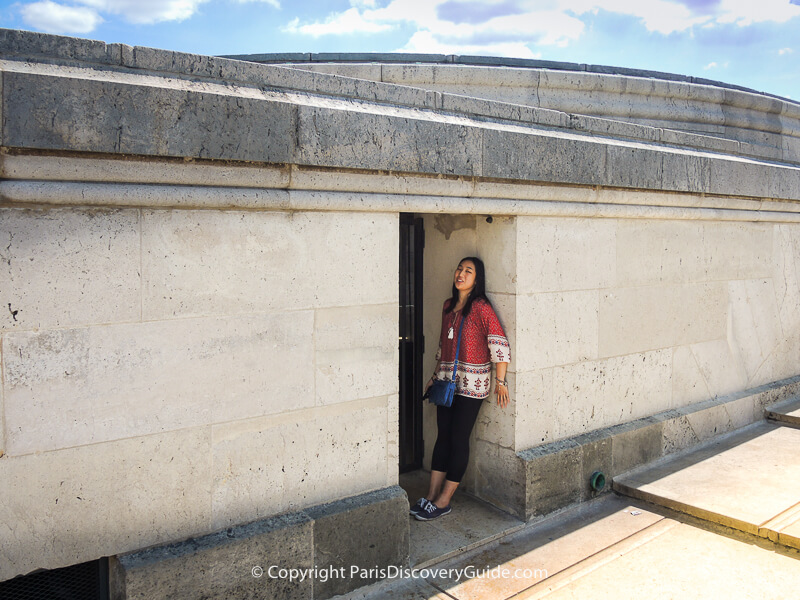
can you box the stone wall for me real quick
[2,28,800,597]
[0,205,400,581]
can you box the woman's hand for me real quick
[495,380,510,408]
[495,362,510,408]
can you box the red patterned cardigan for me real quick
[434,297,511,399]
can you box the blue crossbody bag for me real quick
[427,316,464,408]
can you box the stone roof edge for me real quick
[221,51,800,109]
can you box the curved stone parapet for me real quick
[228,54,800,166]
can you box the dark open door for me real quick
[399,213,424,472]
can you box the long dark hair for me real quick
[446,256,491,318]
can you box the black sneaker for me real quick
[414,502,452,521]
[409,497,431,516]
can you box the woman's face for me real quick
[454,260,477,294]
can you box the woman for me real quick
[412,256,510,521]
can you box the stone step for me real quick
[613,421,800,550]
[765,396,800,428]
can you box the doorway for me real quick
[398,213,425,473]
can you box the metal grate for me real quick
[0,558,109,600]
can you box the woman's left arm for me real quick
[495,362,510,408]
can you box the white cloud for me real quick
[79,0,210,24]
[283,7,392,36]
[283,0,800,58]
[19,0,210,33]
[562,0,711,34]
[234,0,280,7]
[20,0,103,34]
[716,0,800,26]
[704,61,718,69]
[779,47,794,55]
[401,30,542,58]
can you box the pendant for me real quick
[448,327,454,339]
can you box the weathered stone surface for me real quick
[213,398,393,530]
[516,291,599,371]
[598,282,727,357]
[516,217,616,294]
[514,369,553,450]
[521,438,582,519]
[549,350,672,440]
[296,105,482,175]
[306,486,409,599]
[314,304,398,405]
[482,127,607,185]
[471,440,526,518]
[111,512,313,600]
[2,312,314,455]
[142,210,398,318]
[0,207,140,331]
[610,418,664,475]
[0,427,212,582]
[615,220,773,287]
[0,27,120,65]
[2,70,297,162]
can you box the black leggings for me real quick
[430,394,485,483]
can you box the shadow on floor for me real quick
[399,469,525,568]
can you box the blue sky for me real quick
[1,0,799,100]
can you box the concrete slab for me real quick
[428,496,664,600]
[400,470,524,568]
[519,521,800,600]
[614,422,800,547]
[766,396,800,427]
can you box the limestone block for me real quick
[615,220,772,287]
[598,282,727,357]
[550,350,672,441]
[671,345,712,409]
[610,417,663,475]
[0,28,119,65]
[0,427,212,581]
[687,338,749,400]
[514,369,553,451]
[471,440,526,519]
[0,154,291,189]
[516,217,616,294]
[306,487,409,599]
[728,279,783,384]
[3,312,314,455]
[520,439,582,519]
[485,292,515,371]
[296,105,482,176]
[772,225,800,337]
[210,398,389,531]
[0,207,140,331]
[482,127,606,186]
[2,71,297,162]
[604,144,664,190]
[142,210,397,319]
[516,290,599,371]
[477,215,517,294]
[314,304,398,405]
[282,400,389,514]
[111,512,313,600]
[474,372,515,449]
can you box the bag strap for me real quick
[450,314,465,381]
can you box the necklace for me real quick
[447,310,460,339]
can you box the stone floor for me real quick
[336,400,800,599]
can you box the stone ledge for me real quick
[110,486,409,600]
[4,63,800,201]
[515,374,800,521]
[1,28,798,167]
